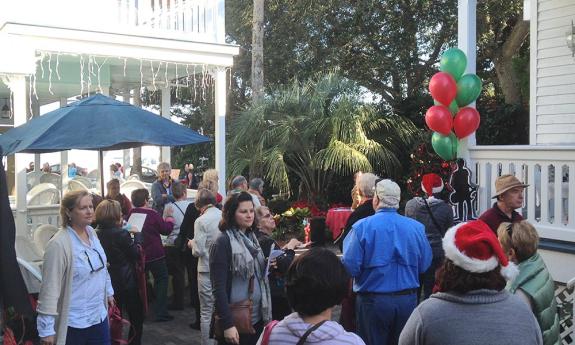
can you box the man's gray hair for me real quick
[231,175,247,189]
[249,178,264,191]
[357,173,378,198]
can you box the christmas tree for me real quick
[406,137,453,198]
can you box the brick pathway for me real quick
[142,246,343,344]
[141,298,342,344]
[142,303,202,345]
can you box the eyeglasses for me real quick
[84,248,105,273]
[262,213,273,219]
[373,178,384,190]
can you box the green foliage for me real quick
[267,198,291,215]
[271,207,311,242]
[228,71,418,200]
[476,101,528,145]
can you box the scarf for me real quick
[225,229,272,323]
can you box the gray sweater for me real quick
[399,289,543,345]
[404,197,453,258]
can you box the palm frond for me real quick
[314,140,373,175]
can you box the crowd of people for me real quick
[35,162,560,345]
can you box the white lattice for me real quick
[557,283,574,344]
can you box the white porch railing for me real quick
[469,145,575,243]
[2,0,225,43]
[13,204,61,238]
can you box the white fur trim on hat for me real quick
[421,182,444,195]
[442,223,499,273]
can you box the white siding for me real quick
[534,0,575,145]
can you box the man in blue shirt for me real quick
[343,179,432,345]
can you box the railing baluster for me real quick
[554,164,562,226]
[477,161,488,214]
[527,162,536,223]
[568,163,575,227]
[501,161,510,176]
[541,164,549,225]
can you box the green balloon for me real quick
[434,99,459,116]
[431,132,459,161]
[440,48,467,81]
[456,74,482,107]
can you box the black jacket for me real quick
[97,226,142,292]
[254,229,295,298]
[334,199,375,251]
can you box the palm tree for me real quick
[228,71,418,200]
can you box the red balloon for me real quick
[429,72,457,106]
[453,107,480,139]
[425,105,453,135]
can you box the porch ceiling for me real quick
[0,22,239,103]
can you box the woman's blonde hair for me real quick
[198,179,217,195]
[95,199,122,228]
[203,169,218,182]
[60,190,91,228]
[255,206,270,224]
[497,221,539,263]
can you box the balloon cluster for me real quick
[426,48,482,161]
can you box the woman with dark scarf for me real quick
[210,192,272,345]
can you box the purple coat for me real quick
[128,207,174,263]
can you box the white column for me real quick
[31,97,40,172]
[160,85,171,164]
[214,69,227,196]
[457,0,477,160]
[10,75,29,236]
[120,88,131,175]
[60,98,68,195]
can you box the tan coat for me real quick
[37,228,110,345]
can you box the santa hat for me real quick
[443,220,519,281]
[421,173,444,195]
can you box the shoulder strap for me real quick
[423,198,443,236]
[172,202,186,216]
[261,320,280,345]
[248,275,254,296]
[296,320,328,345]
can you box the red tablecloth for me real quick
[325,208,353,240]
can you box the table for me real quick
[325,207,353,240]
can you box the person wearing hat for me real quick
[479,174,528,233]
[398,220,543,345]
[405,173,454,301]
[343,179,432,345]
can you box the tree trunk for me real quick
[251,0,264,103]
[493,20,529,106]
[132,89,143,177]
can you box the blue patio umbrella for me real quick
[0,93,212,194]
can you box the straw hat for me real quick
[492,174,528,199]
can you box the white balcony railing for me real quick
[470,145,575,242]
[2,0,225,43]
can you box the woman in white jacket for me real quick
[37,190,115,345]
[189,188,222,345]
